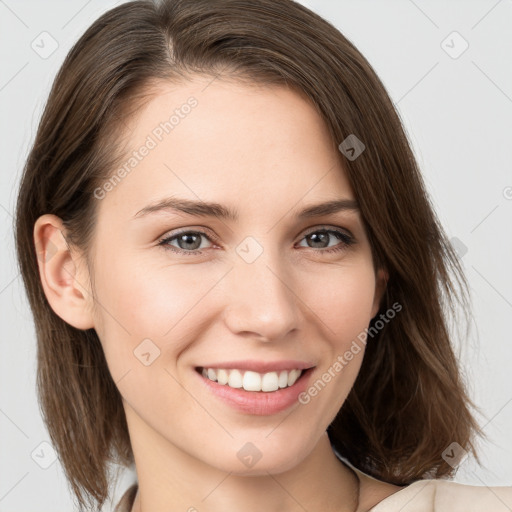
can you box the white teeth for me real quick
[278,370,288,388]
[287,369,301,387]
[243,371,262,391]
[228,369,243,388]
[217,369,229,385]
[261,372,279,392]
[200,367,304,392]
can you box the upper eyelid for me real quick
[160,227,220,244]
[301,225,353,237]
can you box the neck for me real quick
[127,417,359,512]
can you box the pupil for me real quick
[309,232,328,248]
[180,234,200,250]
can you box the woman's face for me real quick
[85,76,386,474]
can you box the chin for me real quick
[203,436,313,476]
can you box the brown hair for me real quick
[15,0,480,510]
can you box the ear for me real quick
[33,214,95,330]
[371,267,389,319]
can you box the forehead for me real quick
[97,76,355,219]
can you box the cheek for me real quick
[304,262,377,343]
[93,245,377,358]
[293,266,376,427]
[90,251,225,367]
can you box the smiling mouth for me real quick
[195,366,311,393]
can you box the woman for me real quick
[14,0,512,511]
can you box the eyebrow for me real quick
[133,197,359,221]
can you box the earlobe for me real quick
[33,214,95,330]
[371,267,389,319]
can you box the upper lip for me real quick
[196,360,316,373]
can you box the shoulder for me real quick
[114,483,138,512]
[362,476,512,512]
[431,480,512,511]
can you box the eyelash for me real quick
[157,226,355,256]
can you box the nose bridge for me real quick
[223,235,299,340]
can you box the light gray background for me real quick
[1,0,511,510]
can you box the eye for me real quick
[297,227,354,254]
[158,226,355,256]
[158,230,215,255]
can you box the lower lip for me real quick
[195,368,314,416]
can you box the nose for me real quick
[222,244,300,342]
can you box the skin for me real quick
[34,76,402,511]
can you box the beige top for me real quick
[354,466,512,511]
[114,472,512,512]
